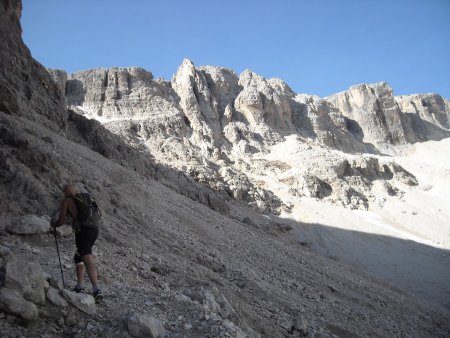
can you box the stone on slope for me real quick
[0,287,39,321]
[126,312,166,338]
[184,286,239,322]
[6,214,50,235]
[4,256,46,304]
[298,174,333,199]
[61,289,96,315]
[46,287,68,307]
[293,315,308,335]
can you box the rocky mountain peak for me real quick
[47,58,450,216]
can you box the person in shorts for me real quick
[51,184,103,301]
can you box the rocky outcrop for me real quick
[47,68,68,105]
[395,93,450,140]
[198,65,241,127]
[66,67,182,121]
[292,94,372,153]
[171,59,223,147]
[235,70,295,133]
[326,82,417,146]
[396,93,449,128]
[0,0,67,132]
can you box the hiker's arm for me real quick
[52,199,69,227]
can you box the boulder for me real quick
[6,214,50,235]
[299,175,333,199]
[46,287,68,307]
[293,315,308,335]
[64,308,79,327]
[0,288,39,321]
[61,289,96,315]
[276,314,294,333]
[4,256,46,304]
[126,312,166,338]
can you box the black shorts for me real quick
[74,227,99,264]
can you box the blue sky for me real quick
[22,0,450,98]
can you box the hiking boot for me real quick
[72,285,85,293]
[93,289,103,303]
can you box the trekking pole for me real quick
[53,226,66,289]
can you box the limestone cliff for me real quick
[395,93,450,140]
[50,61,450,214]
[325,82,415,146]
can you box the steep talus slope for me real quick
[1,0,450,336]
[2,109,450,337]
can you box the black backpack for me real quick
[73,193,101,228]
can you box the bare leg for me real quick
[75,263,85,284]
[82,254,98,288]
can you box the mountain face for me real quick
[55,61,450,151]
[0,0,66,132]
[49,59,450,214]
[2,1,450,337]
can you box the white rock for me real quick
[326,82,415,146]
[4,256,46,304]
[0,288,39,321]
[6,214,50,235]
[61,290,96,315]
[46,288,68,307]
[56,224,73,237]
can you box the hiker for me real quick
[51,184,103,301]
